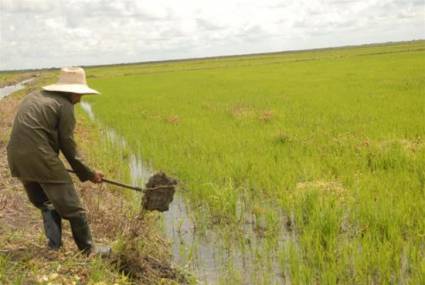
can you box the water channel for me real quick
[0,78,33,101]
[0,80,286,284]
[80,101,286,284]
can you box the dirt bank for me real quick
[0,75,189,284]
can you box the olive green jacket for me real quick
[7,91,93,183]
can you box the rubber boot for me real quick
[41,209,62,250]
[69,214,93,254]
[69,214,111,257]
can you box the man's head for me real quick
[69,93,83,104]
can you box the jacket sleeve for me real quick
[58,102,94,182]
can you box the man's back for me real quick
[7,91,75,183]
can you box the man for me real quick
[7,67,110,256]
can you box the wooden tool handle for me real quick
[66,169,143,192]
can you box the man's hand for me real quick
[90,170,104,184]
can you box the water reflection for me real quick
[79,101,286,284]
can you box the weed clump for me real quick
[275,130,291,144]
[111,213,188,284]
[165,115,180,125]
[258,110,274,122]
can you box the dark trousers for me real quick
[21,181,93,251]
[22,181,86,220]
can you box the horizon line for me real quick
[1,39,423,73]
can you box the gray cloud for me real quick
[327,0,362,5]
[236,25,271,42]
[196,18,224,31]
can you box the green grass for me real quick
[0,71,36,88]
[83,41,425,284]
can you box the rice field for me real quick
[83,41,425,284]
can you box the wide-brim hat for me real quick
[43,67,100,95]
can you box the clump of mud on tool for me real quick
[142,172,177,212]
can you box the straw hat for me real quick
[43,67,99,95]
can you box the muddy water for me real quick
[80,101,286,284]
[0,78,33,101]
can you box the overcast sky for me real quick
[0,0,424,71]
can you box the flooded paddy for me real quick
[80,101,286,284]
[81,41,424,284]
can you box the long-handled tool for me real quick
[66,169,177,212]
[66,169,143,192]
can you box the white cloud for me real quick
[1,0,57,13]
[0,0,424,70]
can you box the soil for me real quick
[143,172,177,212]
[0,89,40,235]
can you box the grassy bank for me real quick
[0,72,188,284]
[82,41,425,283]
[0,72,39,88]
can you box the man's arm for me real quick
[58,102,97,182]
